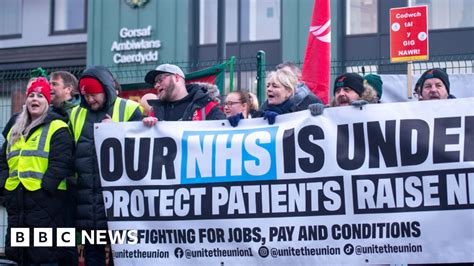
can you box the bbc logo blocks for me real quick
[11,228,76,247]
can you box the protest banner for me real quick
[94,98,474,265]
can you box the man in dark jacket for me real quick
[331,73,365,107]
[50,70,81,116]
[143,64,225,126]
[416,68,456,100]
[70,66,142,266]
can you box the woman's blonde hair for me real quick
[8,78,49,146]
[248,92,259,111]
[361,81,380,103]
[266,68,298,95]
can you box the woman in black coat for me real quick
[0,77,76,265]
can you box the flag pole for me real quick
[407,0,413,99]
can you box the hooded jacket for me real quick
[72,66,142,230]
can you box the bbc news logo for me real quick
[11,228,138,247]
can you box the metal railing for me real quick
[1,52,473,143]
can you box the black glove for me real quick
[308,103,325,116]
[351,99,369,109]
[263,111,279,125]
[228,113,244,127]
[41,180,58,196]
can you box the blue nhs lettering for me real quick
[181,128,277,184]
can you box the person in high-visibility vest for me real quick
[70,66,142,266]
[0,77,76,265]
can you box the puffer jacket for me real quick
[73,66,142,230]
[0,112,76,264]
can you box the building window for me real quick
[240,0,280,42]
[346,0,377,35]
[200,0,238,44]
[414,0,474,29]
[199,0,280,44]
[0,0,22,38]
[52,0,86,34]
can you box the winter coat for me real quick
[292,82,323,109]
[72,66,142,230]
[0,111,76,264]
[148,83,226,121]
[254,98,298,118]
[259,83,322,113]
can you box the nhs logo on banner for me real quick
[181,128,277,184]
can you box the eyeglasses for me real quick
[154,74,172,84]
[224,101,242,107]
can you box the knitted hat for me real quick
[334,73,364,96]
[79,77,104,95]
[26,77,51,104]
[418,68,450,93]
[364,74,383,98]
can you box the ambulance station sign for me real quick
[390,6,428,63]
[111,25,161,65]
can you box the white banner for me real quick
[95,98,474,265]
[379,74,474,103]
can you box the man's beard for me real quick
[336,95,350,106]
[161,79,176,102]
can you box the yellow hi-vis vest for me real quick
[5,120,69,191]
[69,97,141,143]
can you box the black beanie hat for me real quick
[334,73,364,96]
[418,68,450,93]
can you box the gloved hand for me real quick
[351,99,369,109]
[228,113,244,127]
[308,103,325,116]
[41,180,57,196]
[263,111,279,125]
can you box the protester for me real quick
[275,62,323,108]
[331,73,365,107]
[50,71,81,116]
[2,68,52,139]
[142,64,225,126]
[70,66,142,265]
[225,91,254,126]
[224,91,251,118]
[257,68,299,124]
[363,74,383,103]
[140,93,158,117]
[416,68,455,100]
[0,77,76,265]
[228,68,323,126]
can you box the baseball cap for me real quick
[144,64,185,85]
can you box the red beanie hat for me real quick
[79,77,104,95]
[27,77,51,104]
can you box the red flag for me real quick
[301,0,331,104]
